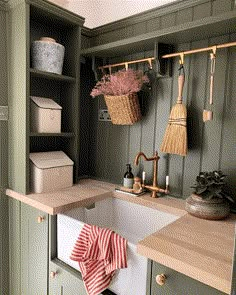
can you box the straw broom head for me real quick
[160,67,188,156]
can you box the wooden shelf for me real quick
[81,11,236,57]
[30,68,76,83]
[30,132,75,137]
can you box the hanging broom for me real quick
[160,63,187,156]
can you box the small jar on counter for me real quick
[133,177,142,193]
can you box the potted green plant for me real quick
[185,171,233,220]
[90,69,149,125]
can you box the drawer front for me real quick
[49,260,87,295]
[151,262,227,295]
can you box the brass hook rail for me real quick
[98,57,155,71]
[98,41,236,71]
[162,41,236,59]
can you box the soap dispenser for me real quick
[123,164,134,188]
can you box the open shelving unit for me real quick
[8,0,85,194]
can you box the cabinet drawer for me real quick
[151,262,227,295]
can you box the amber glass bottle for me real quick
[123,164,134,188]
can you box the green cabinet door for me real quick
[21,203,48,295]
[151,261,227,295]
[49,260,87,295]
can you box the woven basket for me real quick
[104,93,142,125]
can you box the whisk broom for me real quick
[160,63,187,156]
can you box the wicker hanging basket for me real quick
[104,93,142,125]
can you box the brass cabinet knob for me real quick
[50,271,57,279]
[37,216,45,223]
[156,274,166,286]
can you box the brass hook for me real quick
[179,53,184,65]
[125,62,128,71]
[148,58,152,69]
[109,66,112,75]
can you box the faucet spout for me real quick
[134,151,168,198]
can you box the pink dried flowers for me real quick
[90,69,149,97]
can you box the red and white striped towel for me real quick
[70,224,127,295]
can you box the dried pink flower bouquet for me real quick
[90,69,149,97]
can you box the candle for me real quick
[166,175,169,186]
[142,171,146,182]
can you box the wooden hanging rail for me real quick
[98,41,236,71]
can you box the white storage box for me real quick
[30,96,62,133]
[30,151,74,193]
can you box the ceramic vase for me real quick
[185,193,230,220]
[32,37,65,75]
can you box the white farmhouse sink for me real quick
[57,197,179,295]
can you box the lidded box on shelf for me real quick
[30,151,74,193]
[30,96,62,133]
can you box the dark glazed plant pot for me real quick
[185,193,230,220]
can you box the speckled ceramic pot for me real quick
[185,193,230,220]
[31,37,65,75]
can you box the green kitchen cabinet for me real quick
[8,200,48,295]
[21,203,48,295]
[151,261,227,295]
[49,260,87,295]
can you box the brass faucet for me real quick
[134,151,169,198]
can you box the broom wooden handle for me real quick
[177,73,185,103]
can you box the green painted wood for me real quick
[0,8,9,295]
[9,199,21,295]
[8,1,28,194]
[182,39,208,197]
[160,12,177,29]
[21,203,48,295]
[201,35,230,172]
[231,225,236,295]
[30,68,76,82]
[0,194,9,295]
[176,7,193,25]
[220,33,236,195]
[49,260,87,295]
[151,261,227,295]
[168,43,191,197]
[81,10,236,57]
[212,0,233,15]
[193,1,211,20]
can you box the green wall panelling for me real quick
[212,0,233,15]
[0,6,9,294]
[182,39,208,197]
[193,1,211,20]
[220,33,236,196]
[201,35,230,172]
[88,33,236,199]
[151,261,227,295]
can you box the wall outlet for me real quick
[98,109,111,121]
[0,106,8,121]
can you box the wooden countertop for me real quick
[6,178,235,294]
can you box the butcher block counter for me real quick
[6,178,235,294]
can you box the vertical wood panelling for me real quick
[193,1,211,20]
[201,35,230,172]
[182,40,208,197]
[89,34,236,199]
[155,76,173,188]
[9,199,21,295]
[127,52,143,177]
[168,43,191,197]
[0,7,9,295]
[212,0,232,15]
[220,33,236,195]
